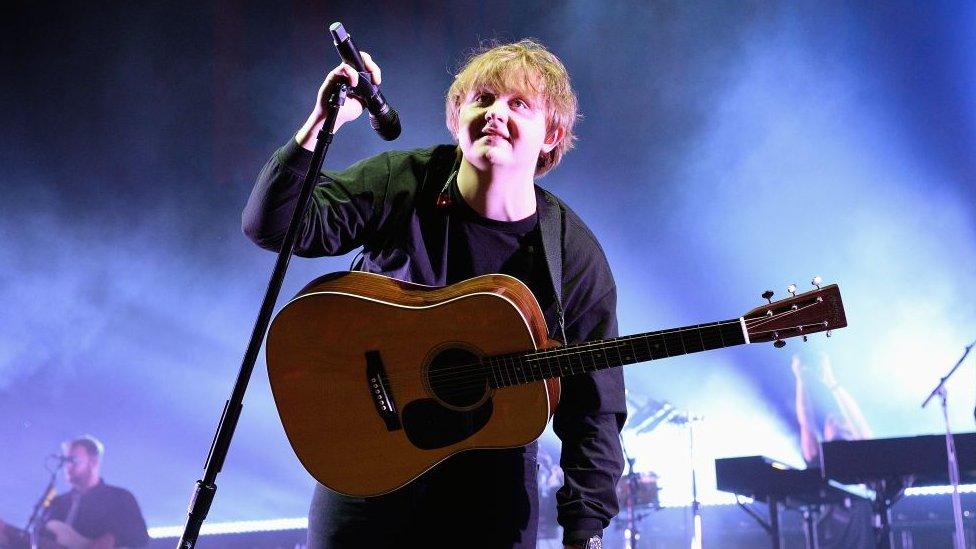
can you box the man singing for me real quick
[0,435,149,549]
[244,39,625,549]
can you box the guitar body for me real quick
[266,271,560,497]
[44,520,112,549]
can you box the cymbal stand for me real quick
[688,418,702,549]
[671,412,704,549]
[619,436,645,549]
[920,339,974,549]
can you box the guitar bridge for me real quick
[365,350,401,431]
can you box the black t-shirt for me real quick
[445,178,550,309]
[44,481,149,548]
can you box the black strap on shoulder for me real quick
[351,146,459,272]
[538,188,568,343]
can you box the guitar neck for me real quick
[486,319,747,388]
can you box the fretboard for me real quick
[485,319,746,388]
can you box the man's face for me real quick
[65,445,97,489]
[456,85,559,176]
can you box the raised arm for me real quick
[241,50,403,258]
[792,354,822,464]
[819,354,873,440]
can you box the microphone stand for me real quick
[176,83,349,549]
[24,458,64,549]
[920,339,974,549]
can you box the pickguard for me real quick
[401,398,493,450]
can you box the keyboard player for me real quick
[793,351,875,549]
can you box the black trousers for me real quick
[308,446,539,549]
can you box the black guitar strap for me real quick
[537,188,568,344]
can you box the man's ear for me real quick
[541,126,566,153]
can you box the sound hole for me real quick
[427,346,489,409]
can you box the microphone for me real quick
[49,454,75,464]
[329,22,401,141]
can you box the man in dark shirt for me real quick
[41,436,149,548]
[244,40,625,549]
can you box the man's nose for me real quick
[484,102,508,122]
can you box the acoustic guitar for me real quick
[266,271,846,497]
[0,518,115,549]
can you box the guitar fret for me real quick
[687,326,702,354]
[650,334,666,360]
[702,322,724,351]
[623,339,637,364]
[492,320,747,386]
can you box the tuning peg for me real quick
[787,284,797,297]
[802,335,808,342]
[826,330,832,338]
[811,276,822,289]
[762,290,775,303]
[774,340,786,348]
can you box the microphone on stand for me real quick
[329,22,401,141]
[48,454,76,465]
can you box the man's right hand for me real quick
[295,51,383,150]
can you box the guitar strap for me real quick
[538,188,568,344]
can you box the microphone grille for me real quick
[329,22,347,42]
[370,108,401,141]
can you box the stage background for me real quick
[2,0,974,529]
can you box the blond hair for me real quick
[446,39,579,177]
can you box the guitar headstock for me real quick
[742,277,847,347]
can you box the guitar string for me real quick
[339,301,829,399]
[374,320,741,386]
[372,302,822,396]
[417,319,837,401]
[380,300,820,387]
[376,326,740,399]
